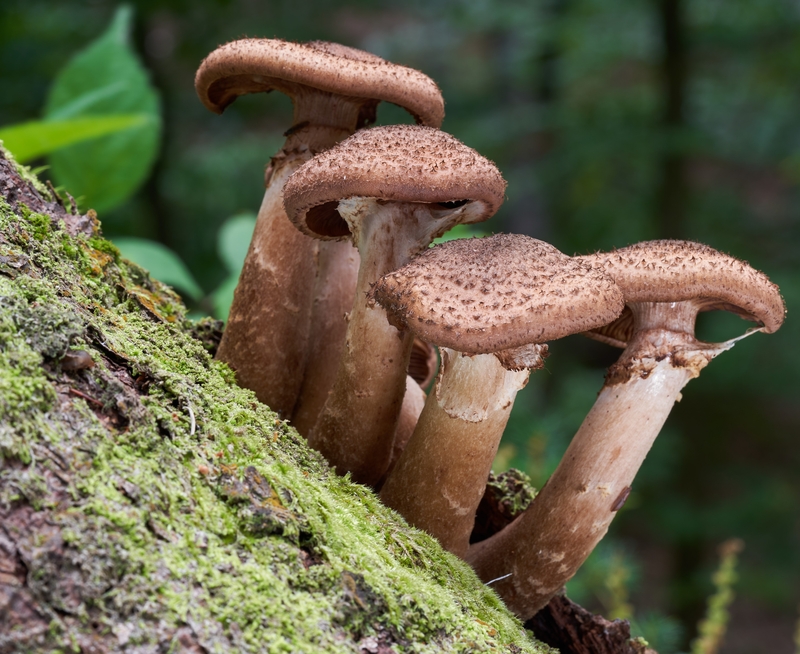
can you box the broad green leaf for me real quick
[211,273,240,322]
[210,213,256,321]
[44,6,161,213]
[217,212,256,273]
[0,115,147,163]
[115,237,203,301]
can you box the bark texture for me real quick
[527,594,655,654]
[0,147,551,654]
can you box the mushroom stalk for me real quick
[466,300,745,619]
[381,348,532,557]
[290,239,360,434]
[216,94,367,417]
[309,198,480,486]
[217,155,315,415]
[380,375,427,486]
[198,38,445,419]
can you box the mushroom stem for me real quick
[378,341,438,487]
[309,198,479,486]
[381,375,427,485]
[381,348,532,557]
[217,157,315,415]
[290,239,360,434]
[466,300,745,619]
[282,86,366,151]
[216,94,367,417]
[308,293,412,486]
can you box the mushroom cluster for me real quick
[196,39,786,621]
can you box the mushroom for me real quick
[386,375,428,483]
[371,234,624,556]
[289,239,359,435]
[282,125,507,485]
[466,239,786,619]
[195,39,444,417]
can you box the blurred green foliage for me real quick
[114,236,202,300]
[690,539,744,654]
[43,5,160,212]
[0,114,147,162]
[2,0,798,651]
[210,212,256,319]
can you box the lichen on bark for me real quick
[0,145,554,653]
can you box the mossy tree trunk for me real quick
[0,148,554,653]
[0,147,658,654]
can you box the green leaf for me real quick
[44,5,161,213]
[114,237,203,301]
[210,213,256,321]
[431,223,488,245]
[0,115,147,163]
[210,273,240,322]
[217,212,256,273]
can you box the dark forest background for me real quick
[1,1,798,652]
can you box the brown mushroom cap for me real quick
[579,240,786,346]
[369,234,625,353]
[283,125,507,241]
[195,38,444,127]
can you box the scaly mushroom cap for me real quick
[580,240,786,346]
[369,234,625,353]
[283,125,507,240]
[195,38,444,127]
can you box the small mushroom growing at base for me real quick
[371,234,624,557]
[466,240,786,620]
[195,39,444,418]
[283,125,507,486]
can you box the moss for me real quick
[0,154,555,653]
[87,235,120,259]
[25,209,51,241]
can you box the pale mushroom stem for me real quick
[216,92,366,417]
[309,198,479,486]
[290,239,360,434]
[466,300,747,619]
[381,349,531,557]
[382,375,427,483]
[379,341,439,487]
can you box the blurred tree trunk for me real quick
[655,4,712,642]
[655,0,688,239]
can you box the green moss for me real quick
[87,235,120,259]
[0,155,554,653]
[27,210,51,240]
